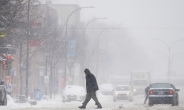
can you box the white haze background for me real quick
[38,0,184,77]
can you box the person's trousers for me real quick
[144,94,149,104]
[82,91,101,107]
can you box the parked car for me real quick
[148,83,180,106]
[14,95,37,105]
[62,85,86,103]
[14,95,27,103]
[100,84,114,95]
[113,85,133,102]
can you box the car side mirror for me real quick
[175,89,180,91]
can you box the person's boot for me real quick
[96,104,102,109]
[79,104,86,109]
[79,105,86,109]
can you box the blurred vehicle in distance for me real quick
[113,85,133,102]
[62,85,86,103]
[131,71,150,95]
[14,95,27,103]
[148,83,180,106]
[99,83,114,95]
[14,95,37,105]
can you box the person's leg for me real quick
[144,95,148,104]
[79,93,92,108]
[91,92,102,108]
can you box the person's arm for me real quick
[4,86,7,98]
[91,74,98,90]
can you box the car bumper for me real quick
[114,94,132,100]
[62,95,85,101]
[149,96,174,104]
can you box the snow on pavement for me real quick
[1,86,184,110]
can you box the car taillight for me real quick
[149,90,153,95]
[169,90,174,95]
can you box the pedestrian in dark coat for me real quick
[144,85,150,104]
[79,68,102,109]
[0,80,7,106]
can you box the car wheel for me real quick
[176,98,179,106]
[148,100,153,106]
[176,101,179,106]
[172,102,175,106]
[172,99,176,106]
[172,97,178,106]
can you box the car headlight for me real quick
[127,92,130,95]
[114,92,118,95]
[133,89,136,92]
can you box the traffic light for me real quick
[6,54,12,69]
[7,54,11,60]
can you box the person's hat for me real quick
[84,68,90,73]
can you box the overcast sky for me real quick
[40,0,184,77]
[41,0,184,28]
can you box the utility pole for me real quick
[26,0,31,98]
[96,28,111,79]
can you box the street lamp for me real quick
[81,17,107,84]
[64,6,94,87]
[153,39,184,82]
[105,34,124,82]
[96,27,115,79]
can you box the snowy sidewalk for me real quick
[1,93,184,110]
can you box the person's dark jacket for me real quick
[86,73,99,93]
[0,81,7,103]
[145,85,150,95]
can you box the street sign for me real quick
[34,89,42,100]
[31,22,41,36]
[67,38,76,57]
[0,32,7,38]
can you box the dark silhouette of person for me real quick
[0,80,7,106]
[79,68,102,109]
[144,85,150,104]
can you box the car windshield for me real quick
[151,83,172,88]
[116,86,130,91]
[133,80,147,86]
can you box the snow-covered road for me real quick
[1,86,184,110]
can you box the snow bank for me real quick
[7,95,17,106]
